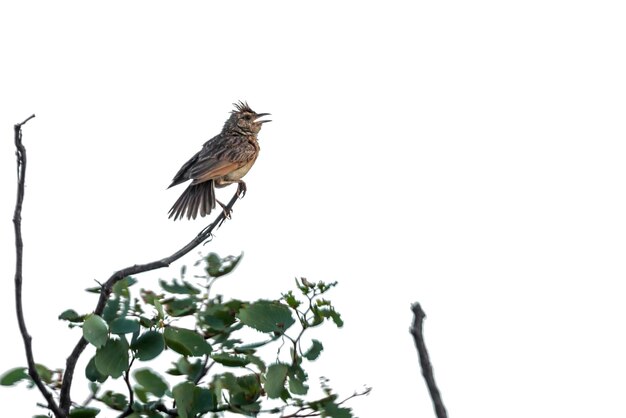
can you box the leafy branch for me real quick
[5,116,366,418]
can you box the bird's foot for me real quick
[237,181,247,199]
[217,199,233,220]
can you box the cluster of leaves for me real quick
[2,253,367,417]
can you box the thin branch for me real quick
[13,115,65,418]
[192,356,215,385]
[59,190,243,413]
[410,303,448,418]
[118,356,136,418]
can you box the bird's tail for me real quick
[168,181,216,221]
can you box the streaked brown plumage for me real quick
[168,101,270,220]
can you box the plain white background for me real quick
[1,1,625,417]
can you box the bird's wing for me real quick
[190,159,245,184]
[189,136,257,184]
[168,151,200,188]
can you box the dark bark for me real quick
[410,303,448,418]
[13,115,65,418]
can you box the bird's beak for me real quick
[255,113,272,123]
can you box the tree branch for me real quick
[410,303,447,418]
[118,356,136,418]
[13,115,66,418]
[58,191,242,413]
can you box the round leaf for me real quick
[95,338,129,378]
[131,330,165,361]
[164,327,211,357]
[85,356,108,383]
[264,363,289,399]
[172,382,195,418]
[83,314,109,348]
[238,301,295,334]
[134,368,168,398]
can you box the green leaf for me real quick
[321,401,353,418]
[265,363,289,399]
[110,317,140,335]
[159,279,201,295]
[131,330,165,361]
[172,382,198,418]
[246,354,267,373]
[315,307,344,328]
[289,374,309,395]
[288,365,309,395]
[282,291,301,309]
[95,338,129,378]
[0,367,29,386]
[58,309,83,322]
[69,407,100,417]
[102,297,120,323]
[304,339,324,360]
[165,297,197,317]
[238,300,295,334]
[166,357,203,381]
[83,314,109,348]
[229,374,261,406]
[211,353,250,367]
[85,356,108,383]
[134,368,168,398]
[192,386,216,414]
[205,252,243,277]
[113,276,136,297]
[99,390,128,411]
[134,384,149,403]
[204,253,222,277]
[164,326,211,357]
[173,379,215,414]
[154,299,164,319]
[35,364,53,384]
[85,285,102,294]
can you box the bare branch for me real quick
[410,303,448,418]
[117,356,136,418]
[13,115,65,418]
[58,191,242,413]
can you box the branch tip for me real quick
[17,114,36,127]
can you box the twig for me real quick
[410,303,447,418]
[13,115,66,418]
[58,190,242,413]
[192,356,215,385]
[118,356,136,417]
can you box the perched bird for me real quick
[168,101,270,220]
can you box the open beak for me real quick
[255,113,272,123]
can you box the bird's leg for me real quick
[216,199,232,219]
[237,181,247,198]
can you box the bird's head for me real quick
[223,101,271,135]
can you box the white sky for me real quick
[1,1,625,417]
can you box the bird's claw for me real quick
[217,200,233,220]
[237,182,247,199]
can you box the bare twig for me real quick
[410,303,447,418]
[13,115,65,418]
[58,189,242,413]
[118,356,136,418]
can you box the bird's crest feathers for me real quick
[232,101,254,114]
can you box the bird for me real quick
[168,101,271,220]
